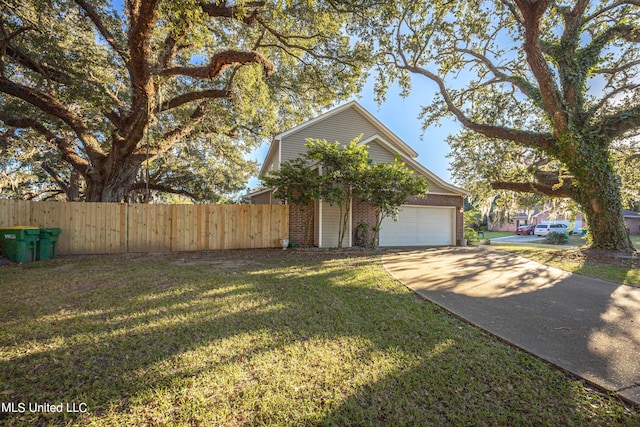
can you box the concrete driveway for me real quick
[490,234,545,243]
[382,247,640,405]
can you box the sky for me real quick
[246,75,463,189]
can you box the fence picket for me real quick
[0,201,288,255]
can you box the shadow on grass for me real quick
[0,249,636,425]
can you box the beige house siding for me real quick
[319,201,351,248]
[280,107,381,164]
[626,216,640,235]
[365,140,397,164]
[263,152,279,174]
[264,158,279,174]
[250,191,273,205]
[399,162,451,194]
[314,201,320,246]
[423,177,449,194]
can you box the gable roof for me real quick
[256,101,467,196]
[259,101,419,177]
[623,209,640,218]
[512,208,549,219]
[358,134,468,196]
[275,101,418,157]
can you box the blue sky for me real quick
[247,75,462,189]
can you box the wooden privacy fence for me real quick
[0,200,288,255]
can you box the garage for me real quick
[379,206,455,246]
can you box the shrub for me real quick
[546,231,569,244]
[464,227,479,242]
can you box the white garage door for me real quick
[379,206,454,246]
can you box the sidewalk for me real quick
[382,247,640,405]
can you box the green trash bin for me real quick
[37,228,61,261]
[0,227,40,263]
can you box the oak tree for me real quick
[352,0,640,251]
[0,0,367,202]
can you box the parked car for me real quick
[515,225,534,235]
[534,223,568,236]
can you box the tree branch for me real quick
[491,180,573,198]
[160,49,275,79]
[2,116,91,172]
[74,0,128,62]
[136,102,208,159]
[498,0,525,25]
[157,34,194,68]
[587,83,640,118]
[156,89,231,113]
[41,162,70,194]
[0,77,105,163]
[592,59,640,75]
[455,47,543,104]
[626,153,640,163]
[596,104,640,142]
[130,181,197,200]
[398,63,555,150]
[514,0,569,133]
[3,45,73,84]
[124,0,161,142]
[200,1,265,25]
[585,1,640,24]
[24,188,65,201]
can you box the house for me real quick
[491,209,584,233]
[491,208,640,235]
[246,101,468,247]
[624,210,640,235]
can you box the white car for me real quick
[534,223,568,236]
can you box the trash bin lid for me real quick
[0,227,40,240]
[0,226,40,234]
[39,227,62,236]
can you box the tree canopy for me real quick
[0,0,368,202]
[350,0,640,252]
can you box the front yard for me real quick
[483,232,640,287]
[0,250,637,425]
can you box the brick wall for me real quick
[351,197,377,247]
[289,202,315,246]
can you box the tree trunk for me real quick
[577,186,633,252]
[570,153,634,252]
[305,207,314,247]
[85,158,142,202]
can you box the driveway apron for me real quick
[382,247,640,405]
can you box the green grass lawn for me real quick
[483,232,640,248]
[489,243,639,286]
[480,231,514,239]
[0,250,637,426]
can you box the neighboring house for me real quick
[624,210,640,235]
[492,208,640,235]
[245,101,468,248]
[491,209,584,233]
